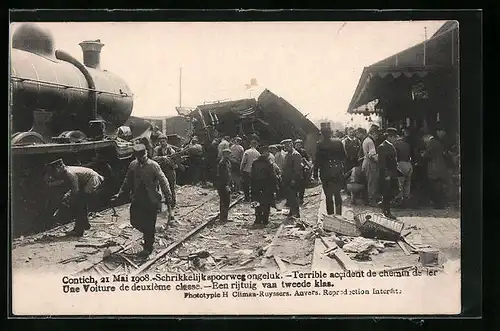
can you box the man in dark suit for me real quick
[294,139,312,205]
[313,123,346,215]
[250,146,278,227]
[216,148,233,222]
[377,128,400,219]
[342,127,362,172]
[421,133,449,209]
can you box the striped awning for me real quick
[347,67,433,113]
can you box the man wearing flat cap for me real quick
[282,139,303,218]
[112,144,173,257]
[154,134,178,211]
[240,139,261,202]
[275,142,287,172]
[185,136,205,185]
[45,158,105,237]
[342,127,362,173]
[377,128,400,219]
[217,136,231,160]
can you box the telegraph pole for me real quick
[179,66,183,108]
[423,26,427,66]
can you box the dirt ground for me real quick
[11,183,461,276]
[11,185,220,274]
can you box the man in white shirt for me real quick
[217,136,231,160]
[240,139,261,201]
[46,158,104,237]
[362,124,381,206]
[275,141,288,171]
[230,136,245,192]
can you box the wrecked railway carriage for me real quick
[189,89,320,158]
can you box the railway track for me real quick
[75,194,245,277]
[70,184,323,277]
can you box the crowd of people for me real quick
[335,123,459,214]
[42,120,458,257]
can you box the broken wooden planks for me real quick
[400,236,419,252]
[239,257,255,266]
[274,255,288,274]
[397,241,411,256]
[260,224,285,267]
[118,254,139,269]
[322,241,358,271]
[131,195,245,275]
[303,192,321,199]
[291,256,310,266]
[312,236,358,271]
[59,255,87,264]
[75,241,118,249]
[311,238,342,271]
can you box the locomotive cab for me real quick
[10,23,136,236]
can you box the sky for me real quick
[10,21,445,125]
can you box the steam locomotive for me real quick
[10,23,136,236]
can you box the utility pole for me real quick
[179,66,183,108]
[423,26,427,66]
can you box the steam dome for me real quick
[12,23,55,58]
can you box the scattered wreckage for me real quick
[313,206,441,273]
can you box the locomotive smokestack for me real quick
[79,40,104,69]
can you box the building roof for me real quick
[196,98,257,116]
[347,21,459,113]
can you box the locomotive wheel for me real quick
[11,131,46,145]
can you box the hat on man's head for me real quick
[133,144,147,154]
[320,122,331,130]
[369,124,380,131]
[320,123,332,135]
[281,139,293,144]
[47,158,64,167]
[269,144,277,149]
[294,139,303,144]
[222,148,232,154]
[234,136,242,141]
[385,127,398,136]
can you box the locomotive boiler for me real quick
[10,23,136,236]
